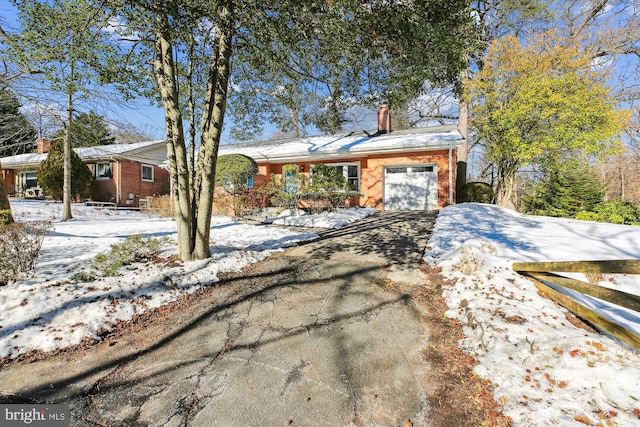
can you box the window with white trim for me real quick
[94,162,112,180]
[313,162,360,190]
[141,164,154,182]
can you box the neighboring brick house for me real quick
[1,139,170,207]
[218,108,465,211]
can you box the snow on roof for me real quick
[1,140,166,169]
[219,125,464,163]
[77,139,165,159]
[0,152,47,168]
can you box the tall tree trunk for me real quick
[154,15,194,261]
[495,160,517,210]
[194,2,235,260]
[290,107,300,138]
[63,77,73,221]
[187,36,198,244]
[0,161,14,223]
[456,98,468,202]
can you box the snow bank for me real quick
[425,203,640,426]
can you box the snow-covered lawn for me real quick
[425,203,640,426]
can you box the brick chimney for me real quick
[37,137,51,154]
[377,105,391,134]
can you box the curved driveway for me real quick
[0,211,438,427]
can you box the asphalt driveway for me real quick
[0,211,438,426]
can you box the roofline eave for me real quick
[246,140,465,164]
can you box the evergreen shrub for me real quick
[576,200,640,226]
[0,209,13,225]
[522,164,604,218]
[37,140,94,200]
[460,182,494,204]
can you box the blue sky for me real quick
[1,1,167,140]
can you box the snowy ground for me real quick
[424,203,640,426]
[3,200,640,426]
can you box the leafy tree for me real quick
[462,1,639,198]
[442,0,551,196]
[54,111,116,148]
[215,154,258,216]
[522,161,604,218]
[106,0,473,261]
[0,86,36,156]
[2,0,119,221]
[37,140,93,201]
[228,0,474,140]
[466,32,628,208]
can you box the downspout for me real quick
[115,159,120,205]
[448,140,454,205]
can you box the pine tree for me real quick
[523,162,605,218]
[37,140,93,201]
[54,111,116,148]
[0,87,36,157]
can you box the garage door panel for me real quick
[384,165,437,211]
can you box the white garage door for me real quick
[384,165,438,210]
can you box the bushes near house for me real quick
[576,200,640,226]
[0,221,51,286]
[302,164,361,212]
[215,154,259,217]
[267,164,307,215]
[460,182,494,204]
[145,195,174,217]
[213,161,361,217]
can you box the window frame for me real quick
[311,162,360,191]
[94,162,112,180]
[141,164,154,182]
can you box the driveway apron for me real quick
[0,211,438,427]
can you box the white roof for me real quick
[218,125,464,163]
[1,140,166,169]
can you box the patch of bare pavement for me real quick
[0,211,507,426]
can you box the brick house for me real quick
[1,139,170,207]
[218,108,465,211]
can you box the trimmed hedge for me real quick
[461,182,494,204]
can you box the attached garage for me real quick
[383,165,438,211]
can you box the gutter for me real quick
[114,157,120,205]
[448,140,454,205]
[225,141,466,164]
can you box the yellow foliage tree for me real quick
[467,32,629,208]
